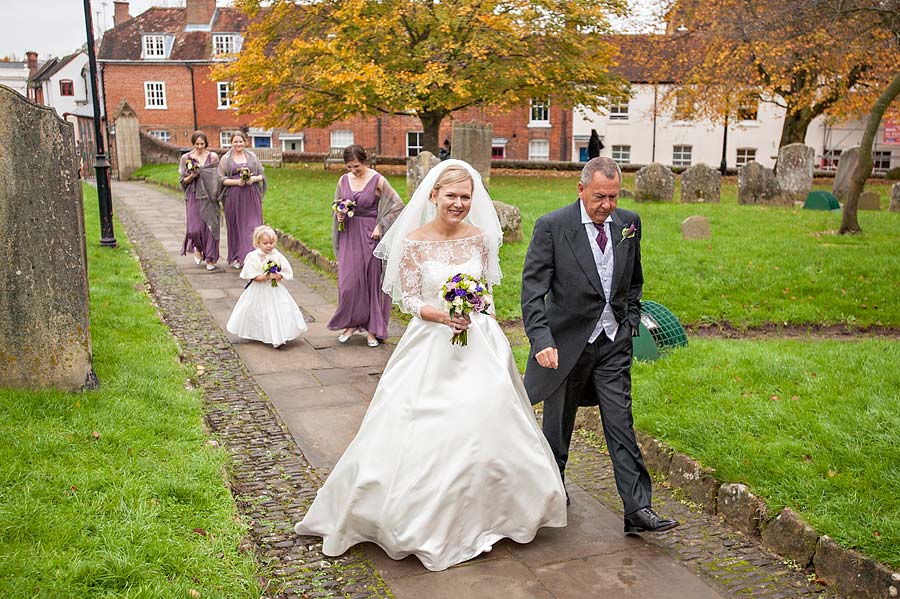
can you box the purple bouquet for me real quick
[263,259,282,287]
[332,198,357,232]
[184,157,200,174]
[441,273,493,347]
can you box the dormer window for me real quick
[142,34,173,59]
[213,34,238,56]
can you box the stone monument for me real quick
[0,84,97,391]
[858,191,881,210]
[738,161,781,205]
[776,143,814,204]
[634,163,675,202]
[681,215,711,240]
[406,151,441,200]
[890,183,900,213]
[451,122,492,188]
[113,100,142,181]
[680,164,721,203]
[831,146,859,204]
[493,201,523,243]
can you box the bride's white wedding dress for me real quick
[295,234,567,571]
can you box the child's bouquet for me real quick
[441,273,492,347]
[239,167,252,182]
[184,157,200,174]
[332,198,357,232]
[263,260,282,287]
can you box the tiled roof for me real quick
[30,51,83,82]
[99,7,250,61]
[608,34,703,84]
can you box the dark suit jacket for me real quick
[521,200,643,405]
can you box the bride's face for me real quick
[431,181,473,226]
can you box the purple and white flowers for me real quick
[441,273,493,347]
[263,259,282,287]
[184,157,200,174]
[332,198,357,232]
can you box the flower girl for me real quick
[226,225,307,348]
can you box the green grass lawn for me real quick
[0,186,261,598]
[136,163,900,327]
[632,337,900,569]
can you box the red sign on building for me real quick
[884,115,900,145]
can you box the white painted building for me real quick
[573,83,899,173]
[0,61,30,97]
[28,51,90,119]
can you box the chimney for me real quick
[26,51,38,75]
[113,1,131,26]
[186,0,216,26]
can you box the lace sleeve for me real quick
[399,240,425,317]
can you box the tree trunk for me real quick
[778,107,815,147]
[418,111,448,156]
[839,72,900,235]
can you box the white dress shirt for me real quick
[580,202,619,343]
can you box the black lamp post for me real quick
[720,114,729,176]
[83,0,116,248]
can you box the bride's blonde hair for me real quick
[431,165,473,196]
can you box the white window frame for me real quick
[144,81,166,109]
[220,130,241,149]
[212,34,236,56]
[673,145,692,167]
[330,130,354,149]
[608,101,629,121]
[528,139,550,161]
[142,35,167,59]
[148,130,170,143]
[529,99,550,126]
[611,145,631,164]
[406,131,423,157]
[217,82,232,109]
[736,148,757,166]
[281,137,304,153]
[738,102,759,122]
[873,150,892,172]
[822,149,842,170]
[251,135,272,149]
[673,92,694,122]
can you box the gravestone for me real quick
[493,201,522,243]
[406,151,441,200]
[776,143,814,204]
[113,100,142,180]
[738,161,781,205]
[680,164,721,203]
[681,215,711,240]
[452,122,492,188]
[634,163,675,202]
[890,183,900,212]
[858,191,881,210]
[831,146,859,204]
[0,84,97,391]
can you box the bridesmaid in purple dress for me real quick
[180,131,221,270]
[328,145,404,347]
[218,132,266,269]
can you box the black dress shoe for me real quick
[624,507,679,533]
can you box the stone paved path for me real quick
[112,180,840,599]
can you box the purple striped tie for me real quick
[593,222,608,253]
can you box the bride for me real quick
[294,159,566,571]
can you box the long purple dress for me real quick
[181,153,220,262]
[328,174,391,340]
[223,164,263,267]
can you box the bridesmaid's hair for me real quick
[432,165,473,195]
[190,131,209,147]
[343,144,367,163]
[230,131,247,144]
[252,225,277,248]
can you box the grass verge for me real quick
[0,185,261,598]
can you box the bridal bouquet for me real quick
[239,167,252,182]
[263,259,282,287]
[441,273,492,347]
[332,198,357,232]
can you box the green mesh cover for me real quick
[640,301,688,350]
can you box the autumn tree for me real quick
[653,0,890,148]
[218,0,629,154]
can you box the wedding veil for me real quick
[374,159,503,307]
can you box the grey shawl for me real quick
[217,149,267,202]
[331,172,404,257]
[179,152,223,240]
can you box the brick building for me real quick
[98,0,572,161]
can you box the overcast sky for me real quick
[2,0,663,61]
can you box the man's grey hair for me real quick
[580,157,622,185]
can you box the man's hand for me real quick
[535,347,558,369]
